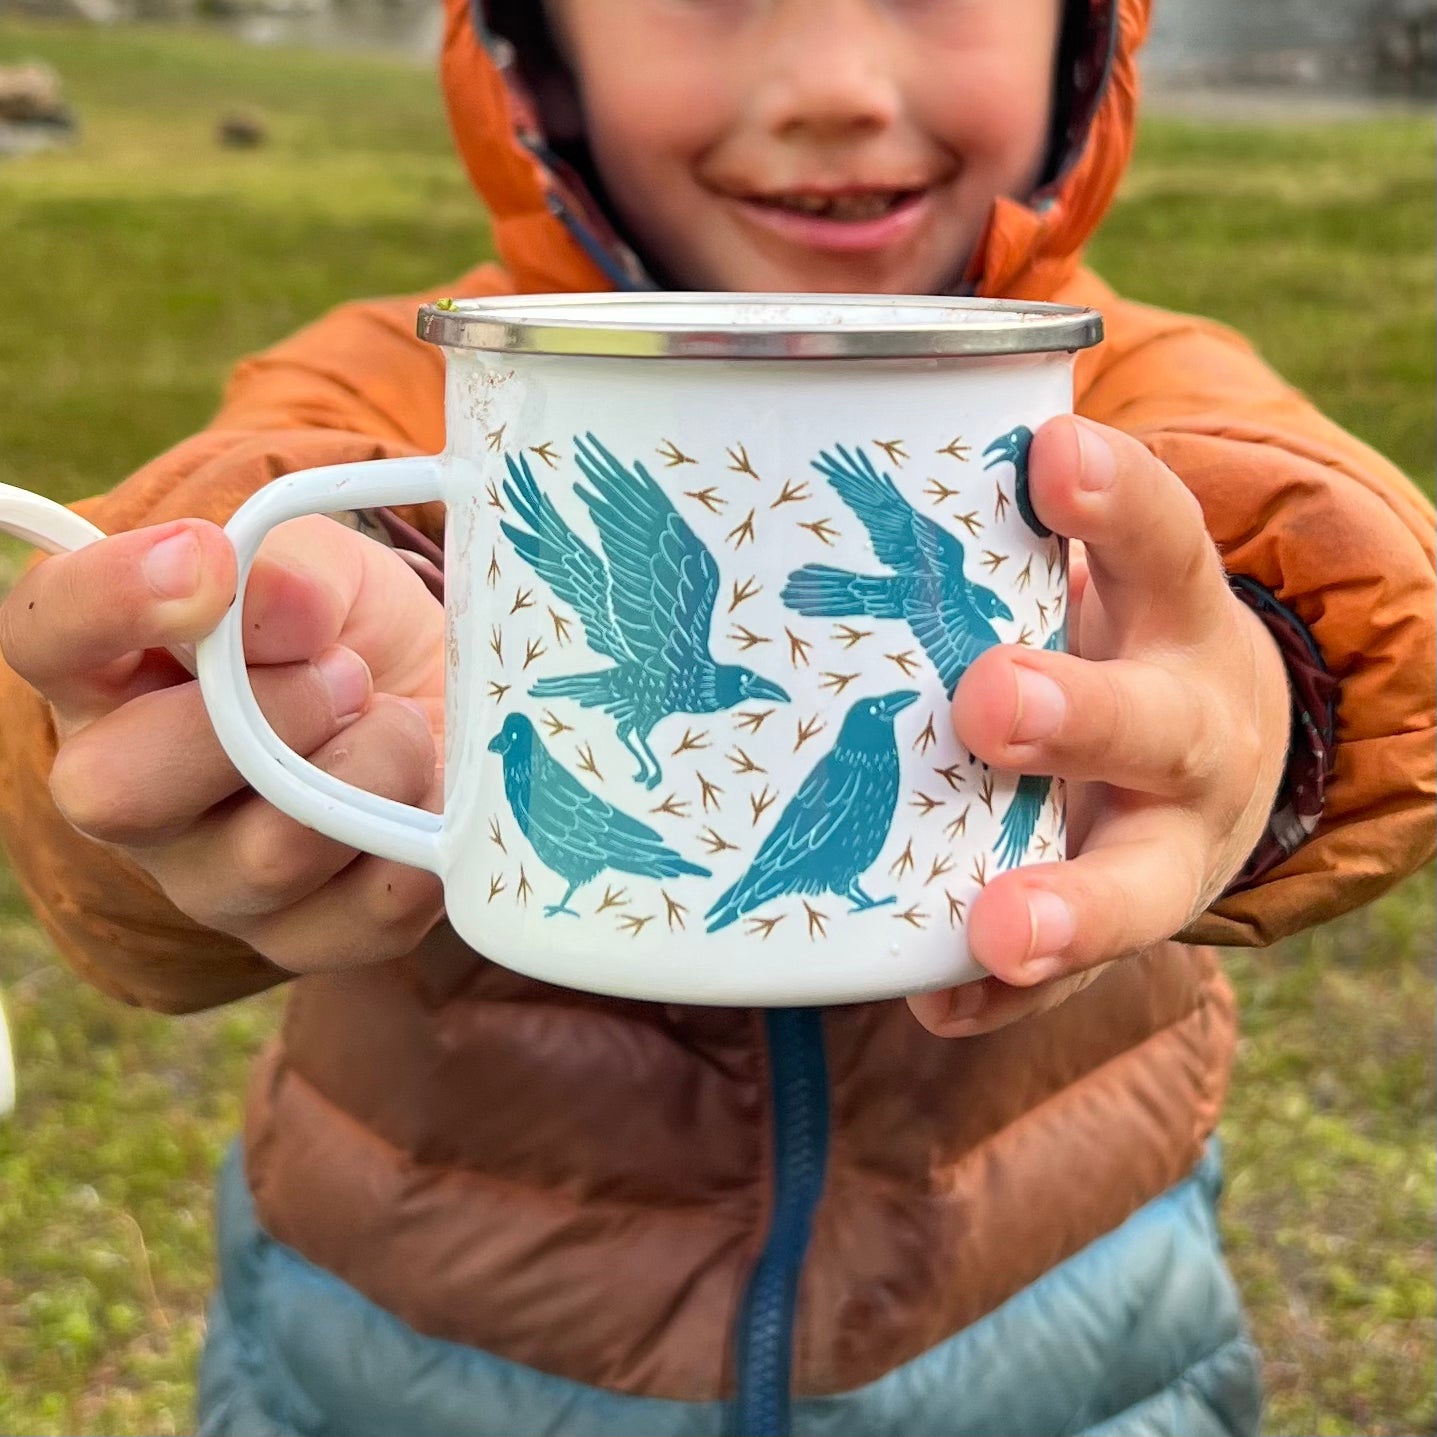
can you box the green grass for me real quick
[0,21,1432,1437]
[1090,118,1436,493]
[0,22,485,526]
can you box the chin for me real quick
[782,267,956,297]
[683,259,924,296]
[701,243,966,298]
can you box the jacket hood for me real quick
[438,0,1149,300]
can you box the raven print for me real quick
[502,436,790,790]
[705,691,918,933]
[781,445,1013,698]
[489,714,710,917]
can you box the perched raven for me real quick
[705,690,918,934]
[488,713,710,918]
[983,425,1046,537]
[502,436,789,790]
[781,445,1012,697]
[994,629,1067,869]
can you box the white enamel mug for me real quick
[1,295,1101,1007]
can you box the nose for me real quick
[752,0,902,144]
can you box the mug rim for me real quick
[417,292,1103,361]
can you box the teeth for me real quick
[828,193,899,221]
[768,191,906,221]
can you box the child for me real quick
[1,1,1432,1433]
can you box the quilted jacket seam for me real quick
[259,1054,764,1227]
[828,955,1225,1203]
[206,1264,307,1437]
[1067,1332,1262,1437]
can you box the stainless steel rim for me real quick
[416,292,1103,360]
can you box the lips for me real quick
[721,184,936,257]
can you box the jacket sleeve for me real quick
[0,264,509,1014]
[1071,278,1436,945]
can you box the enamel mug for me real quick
[1,294,1102,1007]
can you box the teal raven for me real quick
[994,629,1067,869]
[488,713,710,917]
[781,446,1012,697]
[502,437,790,790]
[983,425,1047,537]
[705,690,918,933]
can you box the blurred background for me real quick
[0,2,1432,1433]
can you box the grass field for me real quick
[0,22,1433,1436]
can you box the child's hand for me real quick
[909,416,1291,1038]
[0,515,446,972]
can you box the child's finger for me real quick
[953,647,1222,799]
[963,804,1207,987]
[147,696,436,927]
[239,515,376,667]
[1027,416,1229,647]
[248,514,444,696]
[0,520,237,714]
[47,647,373,845]
[3,515,433,722]
[908,963,1110,1039]
[238,851,445,974]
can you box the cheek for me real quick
[579,59,733,280]
[914,23,1057,193]
[555,2,736,232]
[940,70,1052,190]
[579,53,727,190]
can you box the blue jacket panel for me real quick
[197,1143,1261,1437]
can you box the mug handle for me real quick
[0,482,200,675]
[195,456,447,876]
[0,481,111,556]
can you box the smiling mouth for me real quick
[744,188,924,222]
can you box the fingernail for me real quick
[316,647,371,722]
[142,530,200,600]
[1075,421,1116,492]
[1011,668,1066,744]
[948,982,987,1022]
[1024,890,1075,980]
